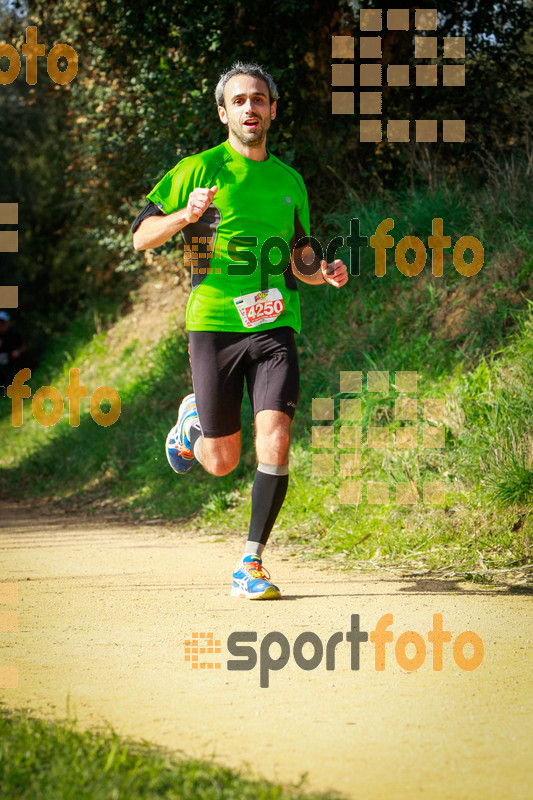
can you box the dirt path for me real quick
[1,501,532,799]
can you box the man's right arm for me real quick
[132,185,218,251]
[133,207,190,251]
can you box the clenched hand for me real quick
[186,185,218,224]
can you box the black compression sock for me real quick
[246,463,289,553]
[188,421,202,451]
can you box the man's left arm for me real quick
[291,245,348,288]
[289,179,348,288]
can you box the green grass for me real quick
[0,706,341,800]
[1,167,532,584]
[453,305,533,507]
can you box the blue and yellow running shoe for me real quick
[231,554,281,600]
[165,393,198,474]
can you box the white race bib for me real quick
[233,288,285,329]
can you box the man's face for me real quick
[218,74,276,148]
[0,320,8,335]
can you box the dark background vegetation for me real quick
[1,0,532,353]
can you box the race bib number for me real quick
[233,289,285,329]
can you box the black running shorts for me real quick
[188,326,299,438]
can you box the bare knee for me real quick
[270,429,290,459]
[199,435,241,476]
[206,454,240,477]
[256,428,290,465]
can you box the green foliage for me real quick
[455,301,533,506]
[487,458,533,505]
[0,706,338,799]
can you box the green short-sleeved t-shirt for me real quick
[147,139,310,333]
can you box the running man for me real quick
[132,62,348,600]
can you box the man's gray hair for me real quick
[215,62,279,108]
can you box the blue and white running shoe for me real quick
[231,554,281,600]
[165,393,198,474]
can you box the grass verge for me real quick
[0,706,341,800]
